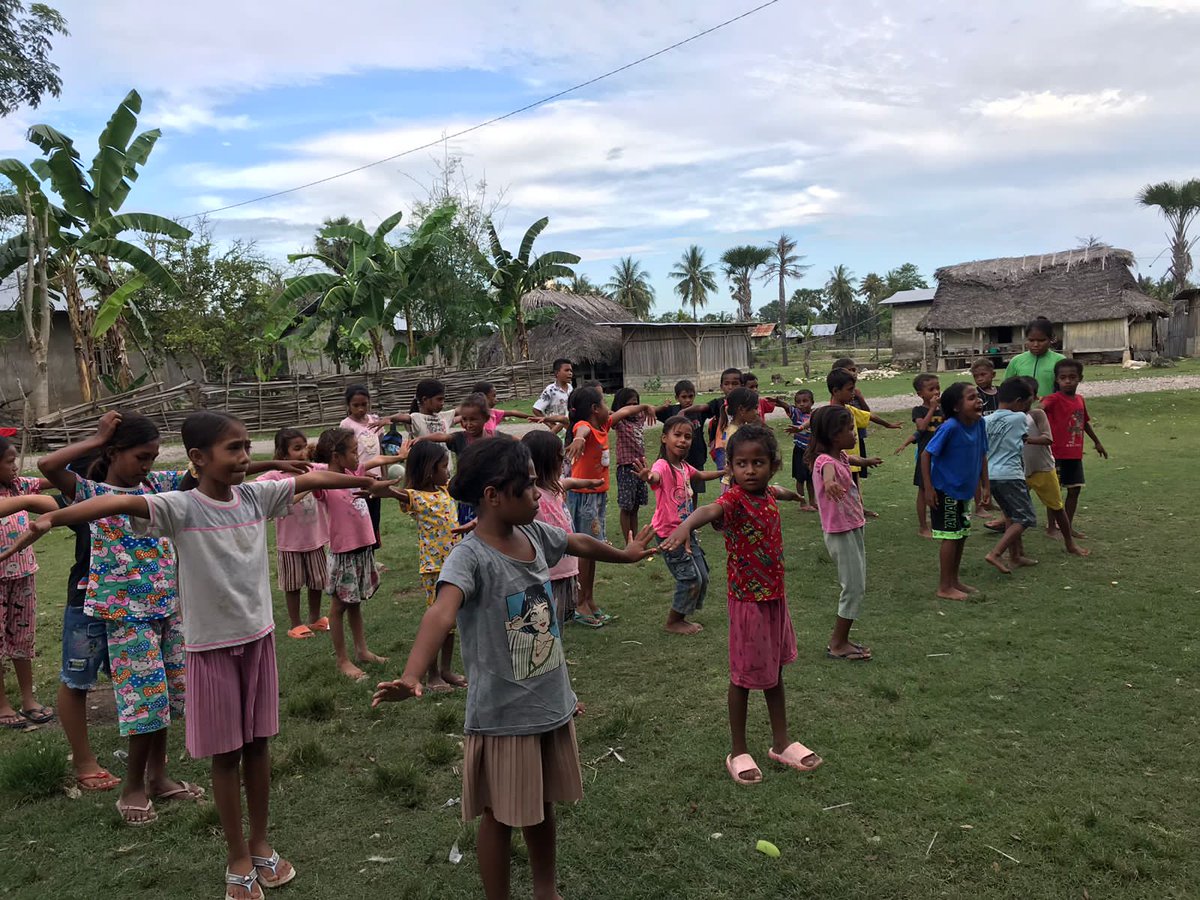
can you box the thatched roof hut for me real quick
[918,247,1169,366]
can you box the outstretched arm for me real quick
[294,470,397,496]
[565,525,657,562]
[38,410,122,499]
[0,495,60,517]
[0,494,150,564]
[769,485,802,502]
[869,412,902,429]
[372,584,465,705]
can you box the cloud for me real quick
[970,89,1146,121]
[149,103,252,133]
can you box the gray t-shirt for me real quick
[135,479,294,652]
[1023,409,1055,475]
[439,520,574,736]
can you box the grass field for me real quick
[2,388,1199,899]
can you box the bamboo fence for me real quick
[28,361,551,448]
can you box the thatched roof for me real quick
[919,247,1169,331]
[476,290,627,368]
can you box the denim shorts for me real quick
[659,536,709,616]
[567,491,607,542]
[60,604,110,690]
[991,479,1037,529]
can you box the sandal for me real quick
[768,741,823,772]
[115,797,157,827]
[309,617,330,632]
[594,608,619,622]
[252,851,296,889]
[572,612,605,628]
[286,624,314,639]
[225,867,263,900]
[1,713,29,730]
[725,752,762,785]
[77,769,121,792]
[154,780,206,802]
[20,705,55,725]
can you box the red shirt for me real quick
[570,419,611,493]
[757,398,776,421]
[715,485,785,602]
[1040,392,1089,461]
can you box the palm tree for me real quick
[857,271,887,359]
[1138,179,1200,292]
[826,265,858,337]
[720,245,772,320]
[761,234,810,365]
[669,245,718,321]
[565,274,607,296]
[606,256,655,319]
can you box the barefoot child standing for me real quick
[900,374,943,537]
[786,389,817,510]
[982,378,1040,574]
[827,368,901,517]
[661,423,820,784]
[1041,359,1106,540]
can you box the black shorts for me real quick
[990,479,1037,529]
[792,447,811,484]
[1055,458,1084,489]
[931,490,971,540]
[857,431,869,479]
[913,459,927,488]
[616,464,648,512]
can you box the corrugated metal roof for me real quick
[598,321,754,330]
[880,288,936,306]
[749,324,776,338]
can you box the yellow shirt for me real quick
[847,406,871,473]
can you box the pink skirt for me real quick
[728,597,797,690]
[184,633,279,758]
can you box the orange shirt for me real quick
[570,419,611,493]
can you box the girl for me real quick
[832,357,872,481]
[313,427,404,680]
[407,378,459,439]
[661,423,819,785]
[713,387,762,491]
[260,428,329,639]
[395,441,469,692]
[7,410,399,900]
[341,384,408,549]
[564,386,656,626]
[920,382,990,601]
[806,406,882,661]
[522,430,603,630]
[413,392,490,525]
[1005,316,1066,398]
[612,386,649,540]
[473,381,545,435]
[638,415,723,636]
[0,436,53,731]
[371,437,655,900]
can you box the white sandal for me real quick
[224,868,262,900]
[251,851,296,889]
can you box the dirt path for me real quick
[153,374,1200,463]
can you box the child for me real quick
[564,386,656,625]
[785,389,816,510]
[1018,376,1089,557]
[982,378,1040,573]
[832,357,873,478]
[396,442,469,692]
[656,380,710,495]
[313,427,404,679]
[9,410,398,899]
[371,437,655,900]
[972,358,1000,415]
[661,424,817,784]
[414,392,491,525]
[1005,316,1066,398]
[532,357,575,436]
[921,382,989,601]
[712,387,762,489]
[827,368,901,517]
[1041,359,1107,539]
[741,372,790,421]
[261,428,329,639]
[680,369,745,491]
[639,415,724,635]
[407,378,459,439]
[612,387,650,540]
[0,436,53,731]
[900,374,944,538]
[806,406,882,661]
[473,381,544,435]
[342,383,408,549]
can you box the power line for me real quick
[181,0,783,220]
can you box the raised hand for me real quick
[371,675,423,707]
[623,524,659,561]
[95,410,122,443]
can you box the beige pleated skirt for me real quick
[462,719,583,827]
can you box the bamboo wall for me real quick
[1063,319,1126,353]
[620,326,750,391]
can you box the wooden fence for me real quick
[29,361,552,448]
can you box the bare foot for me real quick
[1067,545,1091,557]
[864,508,880,518]
[937,588,969,601]
[338,660,366,680]
[1011,556,1039,567]
[440,670,468,688]
[1071,528,1086,539]
[664,620,703,635]
[357,650,389,665]
[917,528,932,539]
[984,553,1011,574]
[955,582,979,594]
[425,675,454,694]
[1045,528,1062,541]
[799,504,817,512]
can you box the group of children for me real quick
[0,322,1110,900]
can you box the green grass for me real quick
[2,389,1200,897]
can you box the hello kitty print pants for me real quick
[107,612,185,736]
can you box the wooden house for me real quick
[880,287,935,363]
[1162,288,1200,358]
[599,321,753,391]
[918,247,1168,369]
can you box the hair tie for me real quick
[187,462,200,480]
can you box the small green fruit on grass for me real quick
[756,839,780,858]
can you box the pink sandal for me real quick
[725,753,763,785]
[768,742,823,772]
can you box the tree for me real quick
[826,264,858,336]
[858,271,887,359]
[482,217,579,361]
[1138,179,1200,292]
[761,234,810,365]
[884,262,928,293]
[605,256,655,320]
[0,1,68,116]
[669,245,718,322]
[560,273,606,296]
[719,245,771,321]
[757,287,822,329]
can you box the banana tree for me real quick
[482,217,579,361]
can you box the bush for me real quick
[0,742,69,803]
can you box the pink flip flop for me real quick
[725,753,762,785]
[768,742,823,772]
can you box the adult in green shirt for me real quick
[1005,317,1065,397]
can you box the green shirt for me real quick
[1005,349,1065,397]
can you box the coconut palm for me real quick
[720,245,772,320]
[669,245,718,321]
[858,271,887,359]
[826,264,858,336]
[606,256,655,319]
[761,234,810,365]
[1138,179,1200,292]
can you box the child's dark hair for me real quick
[741,371,757,385]
[449,437,533,506]
[522,430,565,490]
[794,388,814,401]
[568,386,603,431]
[827,368,857,394]
[344,383,369,406]
[179,411,243,489]
[913,373,938,392]
[720,367,742,383]
[273,427,306,460]
[410,378,446,413]
[458,392,489,418]
[472,381,495,397]
[970,356,995,372]
[832,357,856,371]
[0,435,11,457]
[582,379,602,391]
[725,422,779,468]
[997,377,1033,403]
[314,427,355,464]
[658,414,694,459]
[612,387,640,410]
[725,387,758,417]
[404,441,449,492]
[1018,375,1039,397]
[804,404,854,467]
[552,358,572,374]
[87,411,161,482]
[1054,358,1084,380]
[673,379,695,397]
[939,382,973,420]
[1026,316,1054,339]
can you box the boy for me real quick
[1041,359,1106,539]
[533,358,574,436]
[656,380,711,496]
[1017,376,1089,557]
[971,358,999,416]
[786,389,816,509]
[827,368,901,516]
[898,374,944,538]
[982,378,1040,573]
[682,367,744,463]
[741,372,791,421]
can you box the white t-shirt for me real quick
[134,479,294,651]
[533,382,572,419]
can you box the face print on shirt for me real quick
[505,582,565,681]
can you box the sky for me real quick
[2,0,1198,317]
